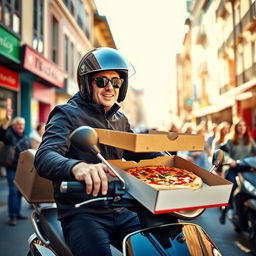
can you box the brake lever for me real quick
[75,197,114,208]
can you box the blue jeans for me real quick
[61,208,141,256]
[6,169,22,218]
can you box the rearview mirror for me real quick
[212,149,224,168]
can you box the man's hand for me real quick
[71,162,117,197]
[229,160,237,167]
[6,108,13,121]
[2,108,13,129]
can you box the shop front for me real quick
[194,78,256,139]
[0,25,21,123]
[21,45,66,134]
[0,66,19,123]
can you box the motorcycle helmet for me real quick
[77,47,135,102]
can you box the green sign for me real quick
[0,25,20,63]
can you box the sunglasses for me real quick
[91,77,124,89]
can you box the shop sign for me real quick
[0,25,20,63]
[24,46,66,88]
[0,66,19,90]
[33,81,55,105]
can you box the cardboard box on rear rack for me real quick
[14,149,54,204]
[96,129,233,214]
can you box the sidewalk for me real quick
[0,175,31,216]
[0,176,8,215]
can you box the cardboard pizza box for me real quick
[109,156,233,214]
[95,128,204,152]
[14,149,55,203]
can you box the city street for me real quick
[0,176,255,256]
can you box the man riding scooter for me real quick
[34,47,166,256]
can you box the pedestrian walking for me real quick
[29,122,46,149]
[0,108,31,226]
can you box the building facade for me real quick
[0,0,116,134]
[178,0,256,137]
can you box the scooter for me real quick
[26,126,226,256]
[230,157,256,252]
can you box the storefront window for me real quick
[0,87,17,124]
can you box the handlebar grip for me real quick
[60,181,123,195]
[60,181,85,193]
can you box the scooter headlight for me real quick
[244,180,256,197]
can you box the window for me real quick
[0,0,21,35]
[76,1,90,40]
[70,42,74,77]
[63,0,74,16]
[65,35,69,72]
[77,0,83,30]
[52,16,58,64]
[77,52,82,65]
[253,40,256,64]
[33,0,44,54]
[85,9,90,39]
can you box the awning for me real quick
[194,78,256,117]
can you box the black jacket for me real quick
[35,92,164,219]
[0,126,31,170]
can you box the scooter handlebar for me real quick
[60,180,124,195]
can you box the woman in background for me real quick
[29,123,46,149]
[219,119,256,224]
[212,121,230,152]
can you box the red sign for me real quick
[0,66,19,91]
[23,46,66,88]
[33,81,55,105]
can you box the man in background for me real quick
[0,108,31,226]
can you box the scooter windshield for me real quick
[123,223,221,256]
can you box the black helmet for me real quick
[77,47,135,102]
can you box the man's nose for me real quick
[105,80,114,89]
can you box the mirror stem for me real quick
[96,153,126,188]
[209,165,216,173]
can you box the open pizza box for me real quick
[109,156,233,214]
[95,128,204,152]
[14,149,55,203]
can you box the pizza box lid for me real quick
[108,156,233,214]
[95,129,204,153]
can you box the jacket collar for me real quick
[70,92,120,119]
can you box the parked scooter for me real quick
[25,127,226,256]
[229,157,256,252]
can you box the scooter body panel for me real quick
[123,223,221,256]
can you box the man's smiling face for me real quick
[91,70,121,111]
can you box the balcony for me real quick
[219,83,230,94]
[196,26,207,45]
[226,31,234,48]
[241,2,256,31]
[218,42,226,57]
[244,63,256,82]
[234,22,243,43]
[216,0,228,18]
[236,72,245,86]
